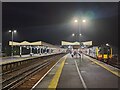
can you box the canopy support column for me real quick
[20,46,22,57]
[39,46,41,55]
[30,46,32,56]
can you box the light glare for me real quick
[74,20,78,22]
[82,20,86,23]
[79,33,82,36]
[9,30,12,33]
[14,30,17,33]
[72,33,75,36]
[106,43,109,46]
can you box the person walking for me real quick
[78,50,81,58]
[70,49,74,58]
[74,50,77,58]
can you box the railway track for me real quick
[1,54,56,75]
[1,53,66,90]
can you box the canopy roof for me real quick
[61,41,92,46]
[9,41,59,48]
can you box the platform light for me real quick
[27,46,29,49]
[68,45,72,49]
[72,33,75,36]
[23,46,26,48]
[9,30,12,33]
[14,30,17,33]
[82,20,86,23]
[79,33,82,36]
[106,43,109,46]
[74,20,78,22]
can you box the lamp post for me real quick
[74,19,86,48]
[9,30,17,58]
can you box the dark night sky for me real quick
[2,2,118,48]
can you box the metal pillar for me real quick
[39,47,41,55]
[11,32,13,58]
[30,46,32,56]
[37,47,39,54]
[20,46,22,57]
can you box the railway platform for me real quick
[0,53,61,65]
[32,54,120,89]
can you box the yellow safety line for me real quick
[48,55,67,89]
[89,57,120,77]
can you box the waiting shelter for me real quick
[61,41,93,49]
[9,41,61,57]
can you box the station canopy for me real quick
[9,41,59,48]
[61,41,92,46]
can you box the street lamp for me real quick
[9,30,17,58]
[72,33,82,37]
[74,20,78,23]
[74,19,86,47]
[72,33,75,37]
[106,43,109,46]
[79,33,82,36]
[82,20,86,23]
